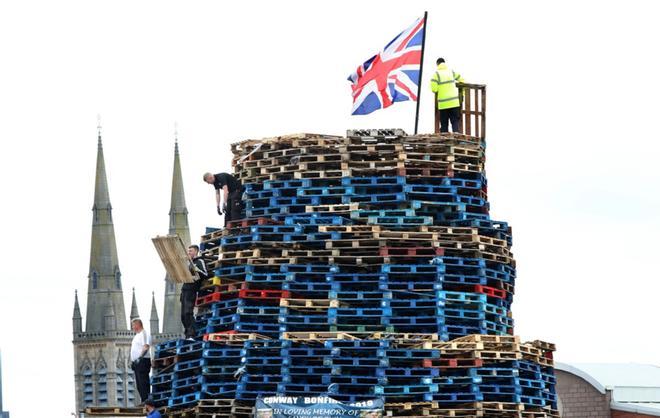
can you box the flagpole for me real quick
[413,11,428,135]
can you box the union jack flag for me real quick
[348,16,425,115]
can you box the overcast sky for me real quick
[1,0,659,416]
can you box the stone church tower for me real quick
[72,129,136,411]
[72,129,191,411]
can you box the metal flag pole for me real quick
[413,11,428,135]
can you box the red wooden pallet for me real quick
[422,358,484,368]
[474,284,506,299]
[238,289,291,300]
[445,284,507,299]
[195,290,239,307]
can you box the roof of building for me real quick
[557,362,660,415]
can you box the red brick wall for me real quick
[556,370,610,417]
[612,411,659,418]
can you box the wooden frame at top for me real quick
[434,83,486,140]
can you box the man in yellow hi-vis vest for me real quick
[430,57,464,133]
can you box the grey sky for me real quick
[0,1,659,416]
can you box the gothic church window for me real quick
[97,362,108,406]
[82,365,94,406]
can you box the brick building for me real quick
[556,363,660,417]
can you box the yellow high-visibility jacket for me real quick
[430,63,464,110]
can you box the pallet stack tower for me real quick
[151,129,559,417]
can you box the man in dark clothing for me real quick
[180,244,209,339]
[204,172,244,226]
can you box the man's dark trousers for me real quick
[439,106,462,133]
[181,288,197,338]
[225,188,244,226]
[133,358,151,402]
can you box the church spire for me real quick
[162,126,190,334]
[169,125,190,242]
[73,290,82,333]
[130,288,140,321]
[85,122,128,332]
[150,292,160,335]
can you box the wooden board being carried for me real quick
[151,235,194,284]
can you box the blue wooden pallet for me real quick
[281,348,333,357]
[334,281,382,292]
[172,375,204,391]
[282,264,339,273]
[151,389,171,407]
[341,176,406,186]
[519,378,545,392]
[201,382,238,396]
[351,208,416,218]
[283,215,353,225]
[173,359,204,373]
[167,391,203,408]
[154,339,180,358]
[520,395,546,406]
[406,192,461,204]
[283,282,334,292]
[201,365,241,375]
[151,372,174,386]
[436,375,482,385]
[328,307,391,317]
[287,272,333,283]
[374,383,439,396]
[297,186,353,197]
[382,264,445,274]
[379,349,440,361]
[329,273,387,283]
[277,383,327,394]
[328,366,381,379]
[324,357,388,367]
[342,193,407,204]
[484,268,515,283]
[406,176,482,188]
[328,347,382,358]
[382,282,439,293]
[328,290,392,302]
[403,184,458,194]
[243,339,291,349]
[202,347,243,359]
[322,375,386,385]
[244,272,290,283]
[376,367,440,378]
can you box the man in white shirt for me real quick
[130,318,152,404]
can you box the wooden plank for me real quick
[151,235,194,283]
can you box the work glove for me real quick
[222,203,228,214]
[217,205,222,215]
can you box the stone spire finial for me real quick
[130,288,140,321]
[150,292,160,335]
[73,290,83,333]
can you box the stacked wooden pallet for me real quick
[151,129,558,417]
